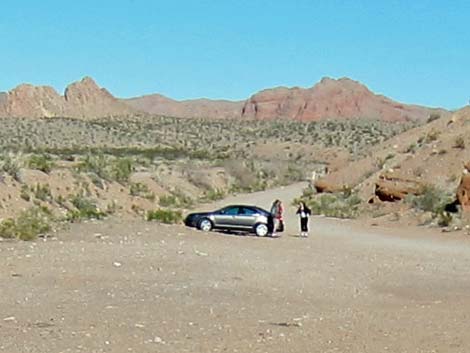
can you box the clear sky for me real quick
[1,0,469,109]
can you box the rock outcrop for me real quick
[241,77,444,122]
[456,164,470,211]
[313,179,346,194]
[373,173,424,202]
[0,77,135,119]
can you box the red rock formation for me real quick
[457,169,470,212]
[0,77,135,119]
[0,76,447,121]
[4,84,65,118]
[313,179,346,194]
[63,77,133,118]
[241,77,443,122]
[374,173,424,202]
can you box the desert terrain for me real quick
[1,75,470,353]
[1,183,470,353]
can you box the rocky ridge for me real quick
[0,77,134,118]
[0,76,448,121]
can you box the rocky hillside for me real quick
[311,106,470,208]
[0,77,135,119]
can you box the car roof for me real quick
[219,205,267,212]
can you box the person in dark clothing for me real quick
[296,201,312,237]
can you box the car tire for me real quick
[198,218,213,232]
[254,223,269,237]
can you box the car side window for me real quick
[222,207,239,215]
[239,207,257,215]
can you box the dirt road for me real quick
[1,183,470,353]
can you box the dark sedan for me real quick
[185,205,274,237]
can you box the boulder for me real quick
[456,173,470,211]
[374,173,424,202]
[314,179,345,194]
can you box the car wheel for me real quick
[198,218,213,232]
[255,223,269,237]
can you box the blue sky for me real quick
[1,0,469,109]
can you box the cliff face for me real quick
[241,78,443,122]
[0,77,135,119]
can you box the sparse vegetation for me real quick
[406,185,451,214]
[146,209,182,224]
[453,136,466,149]
[0,115,421,233]
[130,182,155,201]
[66,195,106,221]
[28,154,55,173]
[295,189,362,219]
[0,207,53,241]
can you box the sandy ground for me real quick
[1,183,470,353]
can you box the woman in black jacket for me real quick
[296,201,312,238]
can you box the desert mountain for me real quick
[241,77,445,122]
[127,77,446,122]
[0,77,135,119]
[0,76,447,121]
[124,94,244,120]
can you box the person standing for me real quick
[296,201,311,237]
[270,199,283,237]
[277,200,284,233]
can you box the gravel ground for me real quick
[1,183,470,353]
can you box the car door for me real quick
[213,206,239,228]
[235,207,259,229]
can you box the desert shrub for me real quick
[284,165,305,182]
[79,154,108,179]
[110,158,133,183]
[159,194,178,207]
[15,207,53,240]
[79,154,133,183]
[406,143,418,154]
[28,154,55,173]
[159,191,193,208]
[223,159,258,191]
[453,136,465,149]
[0,207,53,241]
[20,185,31,201]
[437,211,453,227]
[201,188,225,202]
[0,219,16,239]
[407,185,451,214]
[1,155,21,181]
[129,182,155,200]
[300,191,362,219]
[146,209,182,224]
[67,195,106,221]
[425,129,440,143]
[33,184,52,202]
